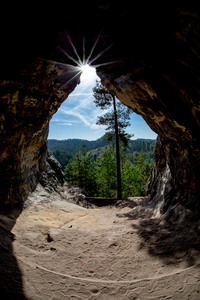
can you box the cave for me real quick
[0,0,200,223]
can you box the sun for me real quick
[80,64,97,82]
[57,31,116,87]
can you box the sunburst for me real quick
[57,30,118,86]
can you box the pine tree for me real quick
[92,80,133,199]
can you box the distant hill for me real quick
[48,136,108,154]
[47,136,156,169]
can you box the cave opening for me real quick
[47,59,157,203]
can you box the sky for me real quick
[48,65,157,141]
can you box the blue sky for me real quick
[48,66,157,141]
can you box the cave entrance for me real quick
[47,63,157,203]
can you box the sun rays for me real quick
[48,30,119,139]
[56,30,117,88]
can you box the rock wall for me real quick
[0,59,79,209]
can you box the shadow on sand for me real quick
[116,198,200,267]
[0,209,29,300]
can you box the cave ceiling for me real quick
[2,2,199,128]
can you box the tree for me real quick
[133,151,154,195]
[64,145,96,194]
[95,146,117,197]
[92,80,133,199]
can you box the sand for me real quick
[1,184,200,299]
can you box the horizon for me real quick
[48,135,157,142]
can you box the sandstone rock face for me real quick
[0,1,200,219]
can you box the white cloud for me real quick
[50,118,73,126]
[48,67,157,140]
[68,92,93,97]
[62,109,91,126]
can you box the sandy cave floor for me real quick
[1,184,200,300]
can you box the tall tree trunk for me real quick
[112,94,122,199]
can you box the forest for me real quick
[48,137,155,167]
[48,137,156,199]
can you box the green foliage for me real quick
[48,137,156,164]
[64,145,96,194]
[120,150,153,198]
[93,81,134,147]
[95,146,117,198]
[133,151,154,195]
[47,137,108,157]
[92,80,134,199]
[64,143,154,199]
[93,80,113,108]
[121,160,141,198]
